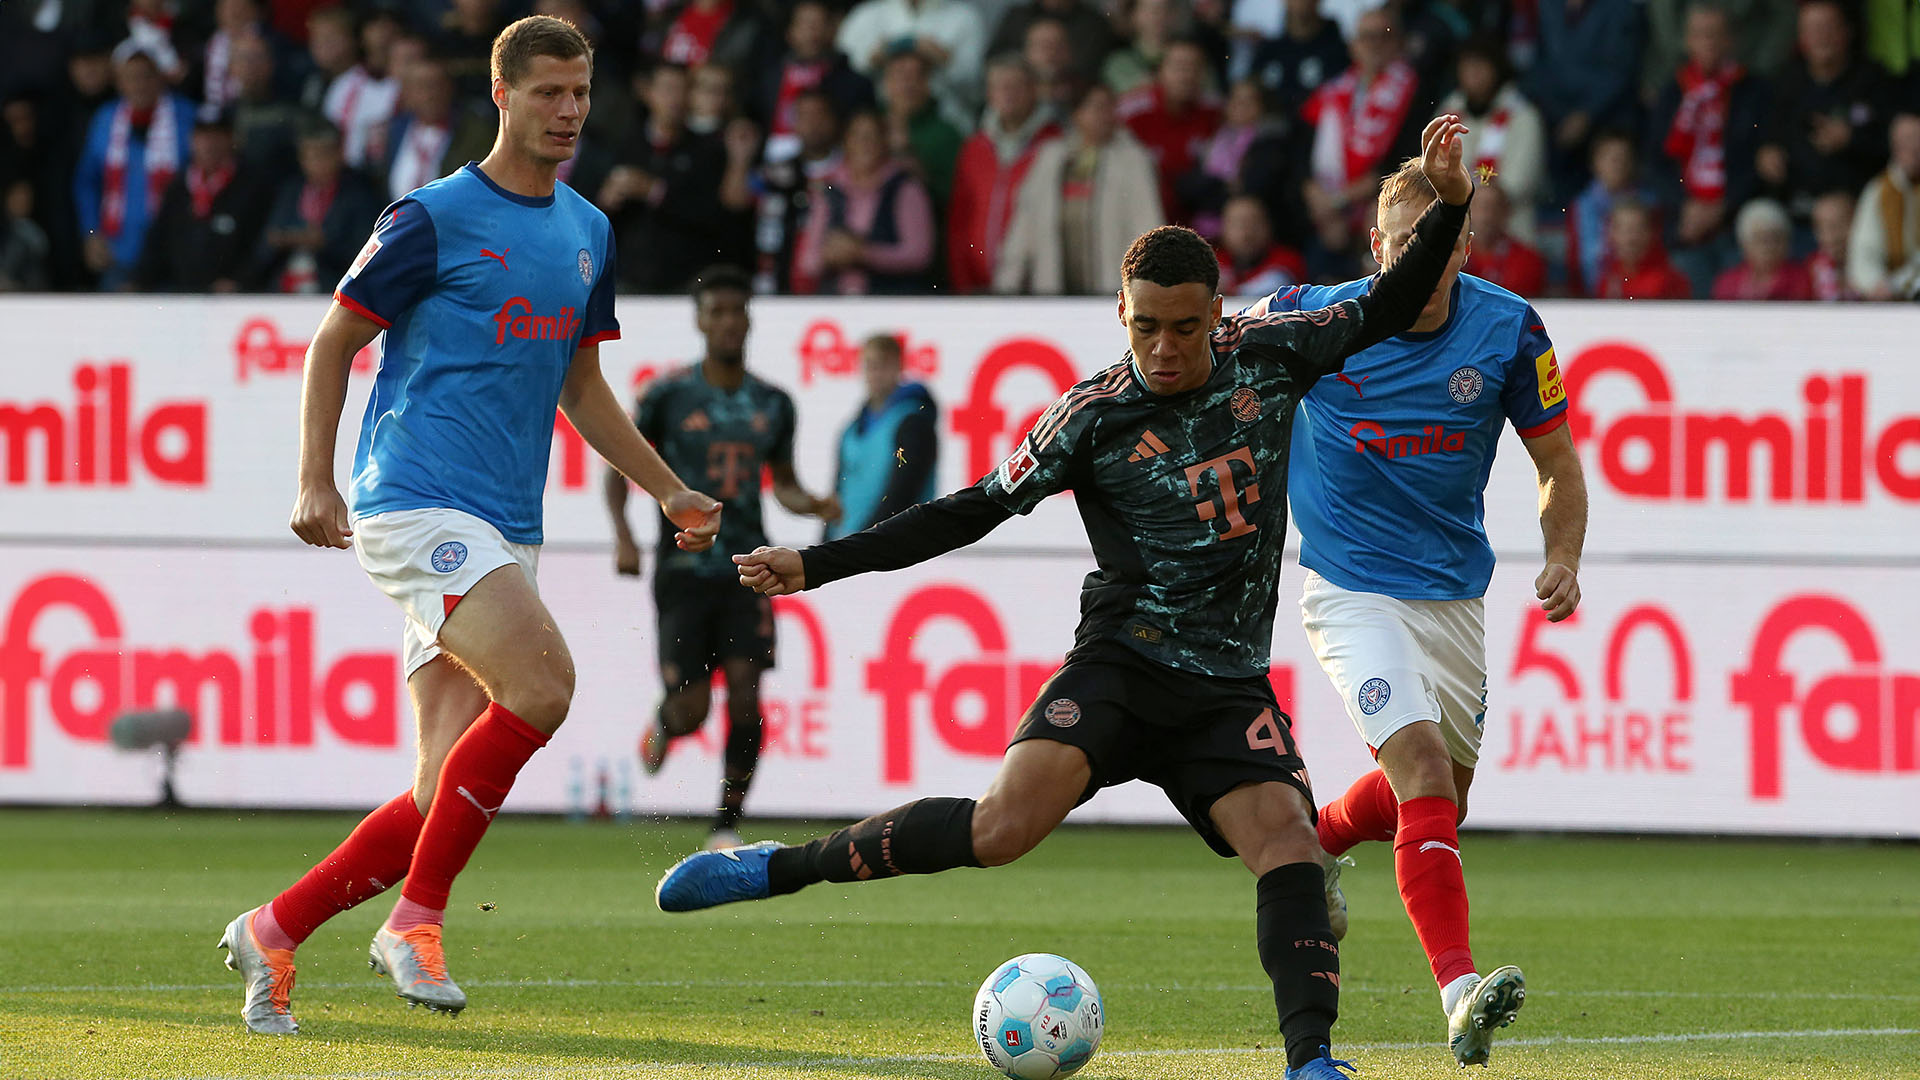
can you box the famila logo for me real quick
[492,297,581,345]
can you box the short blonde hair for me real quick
[1376,156,1437,221]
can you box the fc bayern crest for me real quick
[1044,698,1082,728]
[430,541,468,573]
[1447,367,1484,404]
[1230,387,1262,422]
[577,248,594,285]
[1357,677,1391,716]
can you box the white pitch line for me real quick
[153,1028,1920,1080]
[5,977,1918,1003]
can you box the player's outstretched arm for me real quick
[290,303,382,549]
[562,344,722,553]
[1341,115,1474,354]
[735,485,1014,595]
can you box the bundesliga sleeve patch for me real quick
[345,236,381,281]
[998,443,1039,491]
[1535,348,1565,409]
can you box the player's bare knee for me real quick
[506,666,574,732]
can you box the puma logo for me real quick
[481,248,510,270]
[1420,840,1462,862]
[1336,372,1369,397]
[456,786,504,821]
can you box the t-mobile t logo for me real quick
[1185,447,1261,540]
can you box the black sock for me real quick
[714,703,763,832]
[766,797,980,896]
[1257,862,1340,1069]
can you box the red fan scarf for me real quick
[1304,60,1418,186]
[1663,61,1744,202]
[102,95,181,238]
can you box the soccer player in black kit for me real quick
[605,266,841,849]
[657,118,1474,1078]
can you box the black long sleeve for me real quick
[801,485,1012,589]
[1347,193,1471,354]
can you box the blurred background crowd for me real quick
[0,0,1915,300]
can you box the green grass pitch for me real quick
[1,809,1915,1079]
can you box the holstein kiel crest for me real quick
[1448,366,1484,404]
[431,541,468,573]
[577,248,594,285]
[1357,677,1391,715]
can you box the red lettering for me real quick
[0,364,206,487]
[234,317,374,381]
[952,339,1080,481]
[797,321,940,385]
[0,575,399,768]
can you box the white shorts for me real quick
[353,507,541,678]
[1298,571,1489,768]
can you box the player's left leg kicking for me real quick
[1304,580,1523,1066]
[218,655,485,1033]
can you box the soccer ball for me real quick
[972,953,1104,1079]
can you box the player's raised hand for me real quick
[662,489,722,552]
[289,482,353,549]
[734,546,805,596]
[1536,562,1581,622]
[1419,113,1472,206]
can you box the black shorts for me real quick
[654,573,776,693]
[1010,641,1313,858]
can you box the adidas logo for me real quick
[1128,430,1170,462]
[682,410,711,432]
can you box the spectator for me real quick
[1712,198,1812,299]
[604,63,757,293]
[125,0,189,86]
[1566,129,1653,296]
[2,94,82,291]
[837,0,987,123]
[880,49,963,210]
[0,178,51,291]
[1596,198,1693,298]
[688,62,738,135]
[948,55,1060,293]
[752,88,844,292]
[1847,112,1920,300]
[1756,1,1893,219]
[989,0,1117,87]
[1213,192,1304,295]
[1524,0,1642,202]
[826,332,939,541]
[1641,0,1796,98]
[1103,0,1182,96]
[1468,182,1550,297]
[753,0,874,161]
[995,82,1162,294]
[298,7,359,113]
[379,54,491,202]
[1648,2,1765,294]
[325,12,405,170]
[1438,38,1546,243]
[1242,0,1348,119]
[1024,16,1084,120]
[1302,9,1421,253]
[795,109,938,294]
[1119,38,1221,222]
[198,0,275,109]
[74,48,192,290]
[231,30,311,177]
[435,0,509,99]
[134,108,270,293]
[1807,189,1858,300]
[1176,78,1301,242]
[253,121,381,293]
[659,0,773,73]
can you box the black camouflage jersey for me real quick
[979,308,1375,678]
[799,196,1470,682]
[637,363,797,578]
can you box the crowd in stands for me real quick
[0,0,1916,300]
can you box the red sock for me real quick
[1393,795,1476,987]
[1316,769,1399,855]
[399,702,548,911]
[267,790,424,946]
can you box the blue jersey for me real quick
[336,163,619,544]
[1253,273,1567,600]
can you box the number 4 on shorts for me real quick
[1244,709,1288,756]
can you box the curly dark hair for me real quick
[691,264,754,302]
[1120,226,1220,295]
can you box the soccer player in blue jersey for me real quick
[216,16,722,1033]
[656,117,1477,1080]
[1246,160,1590,1067]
